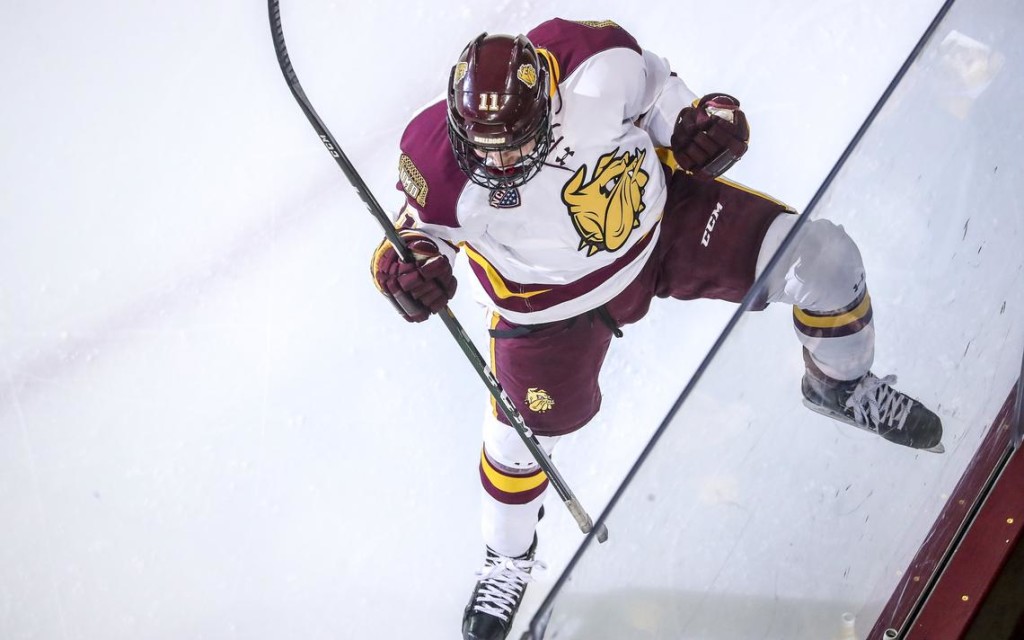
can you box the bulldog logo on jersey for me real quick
[561,147,649,255]
[526,387,555,413]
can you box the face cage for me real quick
[447,113,553,190]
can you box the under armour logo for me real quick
[555,147,575,166]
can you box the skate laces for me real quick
[471,553,545,621]
[845,374,913,431]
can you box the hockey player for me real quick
[370,19,943,640]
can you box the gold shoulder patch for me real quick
[398,154,428,207]
[574,20,620,29]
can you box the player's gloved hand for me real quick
[671,93,749,180]
[372,234,457,323]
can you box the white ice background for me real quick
[3,1,1020,639]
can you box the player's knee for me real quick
[481,413,558,470]
[788,219,866,312]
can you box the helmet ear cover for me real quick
[446,33,553,189]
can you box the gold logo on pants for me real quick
[526,387,555,413]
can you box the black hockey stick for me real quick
[268,0,606,542]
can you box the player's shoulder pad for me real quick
[527,19,642,82]
[397,100,467,228]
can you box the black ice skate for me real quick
[801,349,944,453]
[462,540,543,640]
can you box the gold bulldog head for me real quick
[561,148,649,255]
[526,387,555,413]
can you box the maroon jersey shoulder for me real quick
[527,19,642,80]
[397,100,467,228]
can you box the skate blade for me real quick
[802,399,945,454]
[802,398,874,433]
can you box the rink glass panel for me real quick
[528,0,1024,637]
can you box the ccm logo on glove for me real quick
[671,93,750,180]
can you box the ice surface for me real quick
[5,1,1013,639]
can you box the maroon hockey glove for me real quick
[671,93,750,180]
[372,235,457,323]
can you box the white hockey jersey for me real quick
[394,18,697,324]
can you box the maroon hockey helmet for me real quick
[446,33,553,189]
